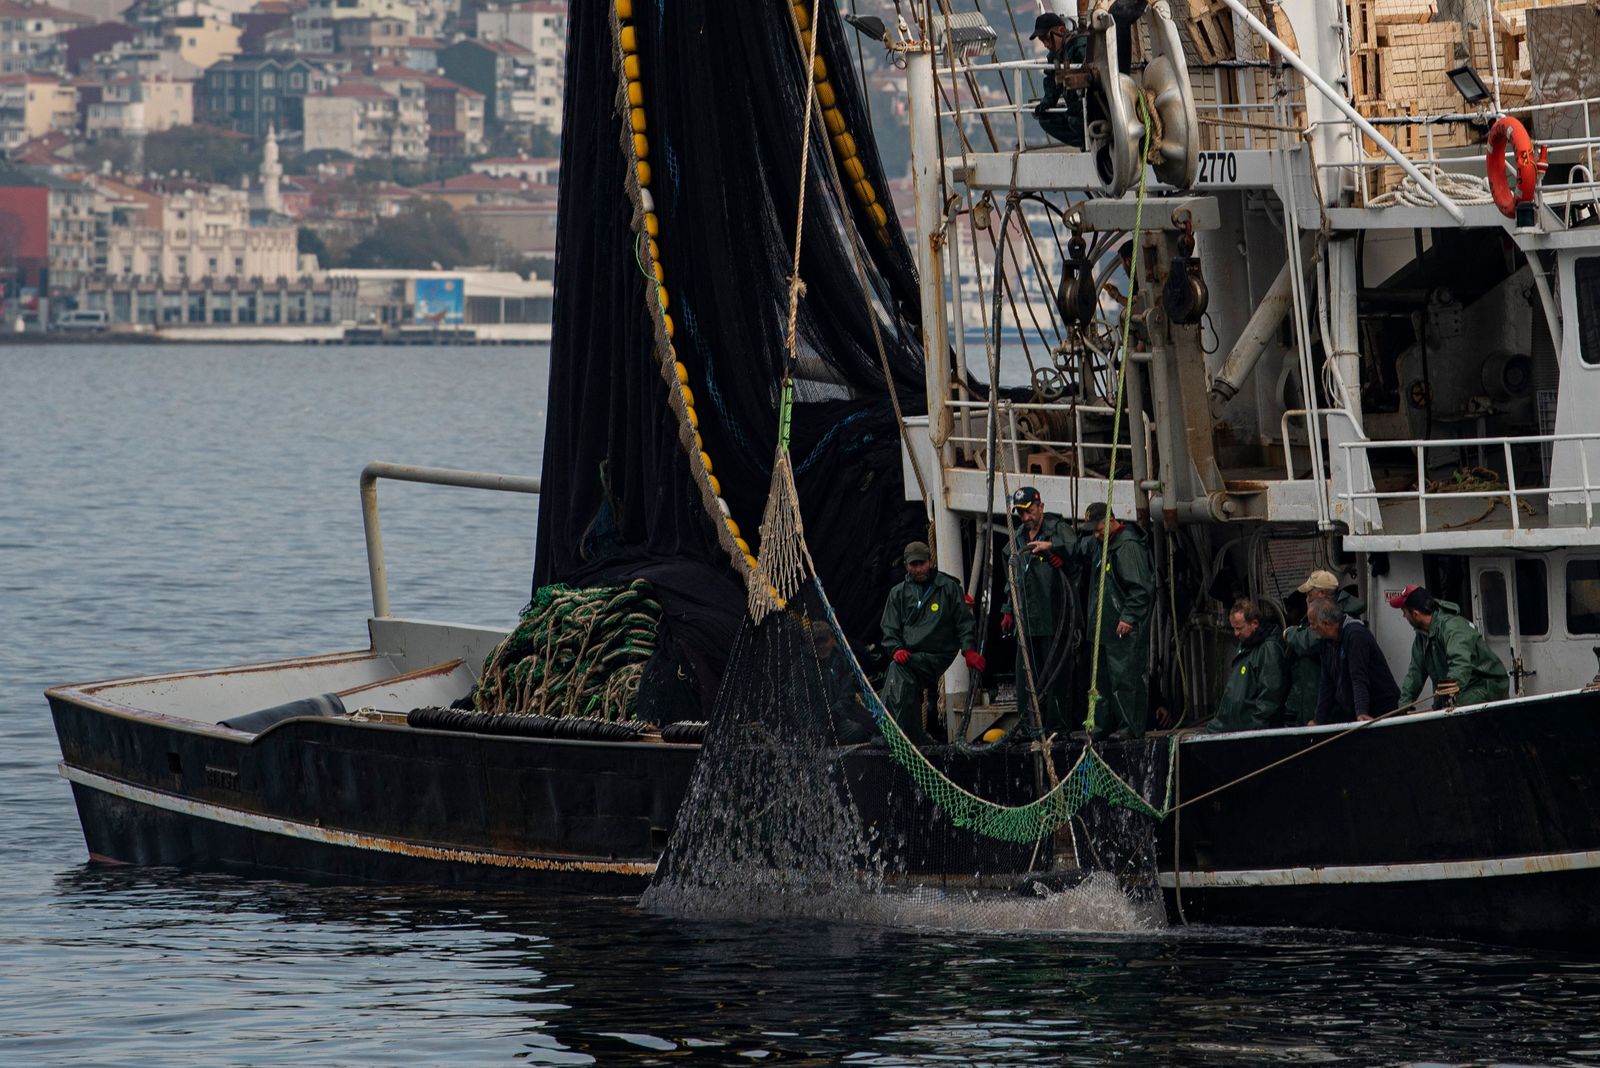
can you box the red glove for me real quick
[1048,553,1064,569]
[1000,613,1014,636]
[963,649,986,672]
[963,594,975,606]
[892,649,911,665]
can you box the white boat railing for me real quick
[1336,433,1600,535]
[944,398,1156,484]
[360,461,542,618]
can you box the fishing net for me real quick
[540,0,1177,930]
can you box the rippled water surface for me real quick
[5,343,1600,1066]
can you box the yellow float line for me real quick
[615,0,760,576]
[790,0,892,245]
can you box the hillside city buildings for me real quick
[0,0,565,336]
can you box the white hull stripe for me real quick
[1158,848,1600,889]
[60,763,657,878]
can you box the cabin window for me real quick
[1565,559,1600,633]
[1480,570,1510,636]
[1516,558,1549,637]
[1579,258,1600,366]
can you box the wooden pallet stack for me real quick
[1179,0,1308,149]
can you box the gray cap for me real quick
[903,541,932,563]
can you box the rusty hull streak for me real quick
[60,763,658,878]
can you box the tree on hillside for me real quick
[80,127,261,184]
[341,199,500,269]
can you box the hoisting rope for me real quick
[1083,93,1153,737]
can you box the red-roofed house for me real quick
[303,80,425,160]
[0,1,95,75]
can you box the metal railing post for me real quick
[359,461,542,619]
[1416,443,1429,534]
[1504,440,1521,532]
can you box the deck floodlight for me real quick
[932,11,997,60]
[1447,64,1491,105]
[844,15,888,43]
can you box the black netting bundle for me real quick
[534,0,928,716]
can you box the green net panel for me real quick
[476,581,661,722]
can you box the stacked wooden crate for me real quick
[1178,0,1308,150]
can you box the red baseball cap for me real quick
[1386,584,1421,609]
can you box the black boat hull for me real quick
[1159,685,1600,947]
[49,682,1600,945]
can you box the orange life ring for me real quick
[1486,116,1540,219]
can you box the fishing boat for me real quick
[48,0,1600,947]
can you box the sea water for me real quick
[5,343,1600,1065]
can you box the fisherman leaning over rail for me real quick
[1311,599,1399,724]
[1209,598,1287,732]
[1029,11,1088,149]
[1082,501,1155,740]
[810,620,879,745]
[880,541,983,744]
[1282,569,1366,727]
[1391,585,1511,710]
[1000,485,1082,735]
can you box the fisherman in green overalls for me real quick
[1083,501,1155,740]
[1282,569,1366,727]
[1209,597,1287,732]
[1000,485,1081,734]
[1391,584,1510,709]
[879,541,984,743]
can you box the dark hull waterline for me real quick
[48,682,1600,946]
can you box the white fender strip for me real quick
[1159,849,1600,889]
[61,763,657,878]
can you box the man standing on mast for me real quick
[1000,486,1081,734]
[880,541,984,743]
[1083,501,1155,739]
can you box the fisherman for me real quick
[1000,486,1081,733]
[1209,598,1287,732]
[810,619,877,745]
[1282,570,1365,727]
[1082,501,1155,739]
[1029,11,1088,148]
[1390,585,1510,710]
[1311,600,1398,724]
[879,541,984,743]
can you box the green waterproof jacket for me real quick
[1211,626,1287,731]
[1397,599,1511,707]
[880,570,977,657]
[1084,522,1154,633]
[1002,513,1081,637]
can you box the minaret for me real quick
[261,123,283,214]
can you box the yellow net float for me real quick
[843,156,865,182]
[652,260,665,283]
[674,360,689,384]
[744,552,760,572]
[637,160,651,187]
[812,55,828,82]
[792,2,810,29]
[634,133,649,159]
[643,212,659,237]
[726,517,742,539]
[656,285,669,310]
[823,108,846,136]
[982,727,1007,743]
[662,311,674,338]
[630,108,646,133]
[648,237,660,260]
[684,404,699,429]
[620,24,637,53]
[680,383,694,408]
[624,54,641,81]
[616,0,632,17]
[799,30,811,54]
[700,450,713,473]
[693,432,703,450]
[734,536,751,556]
[628,81,644,107]
[708,474,722,496]
[817,82,835,108]
[832,131,856,157]
[869,203,889,228]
